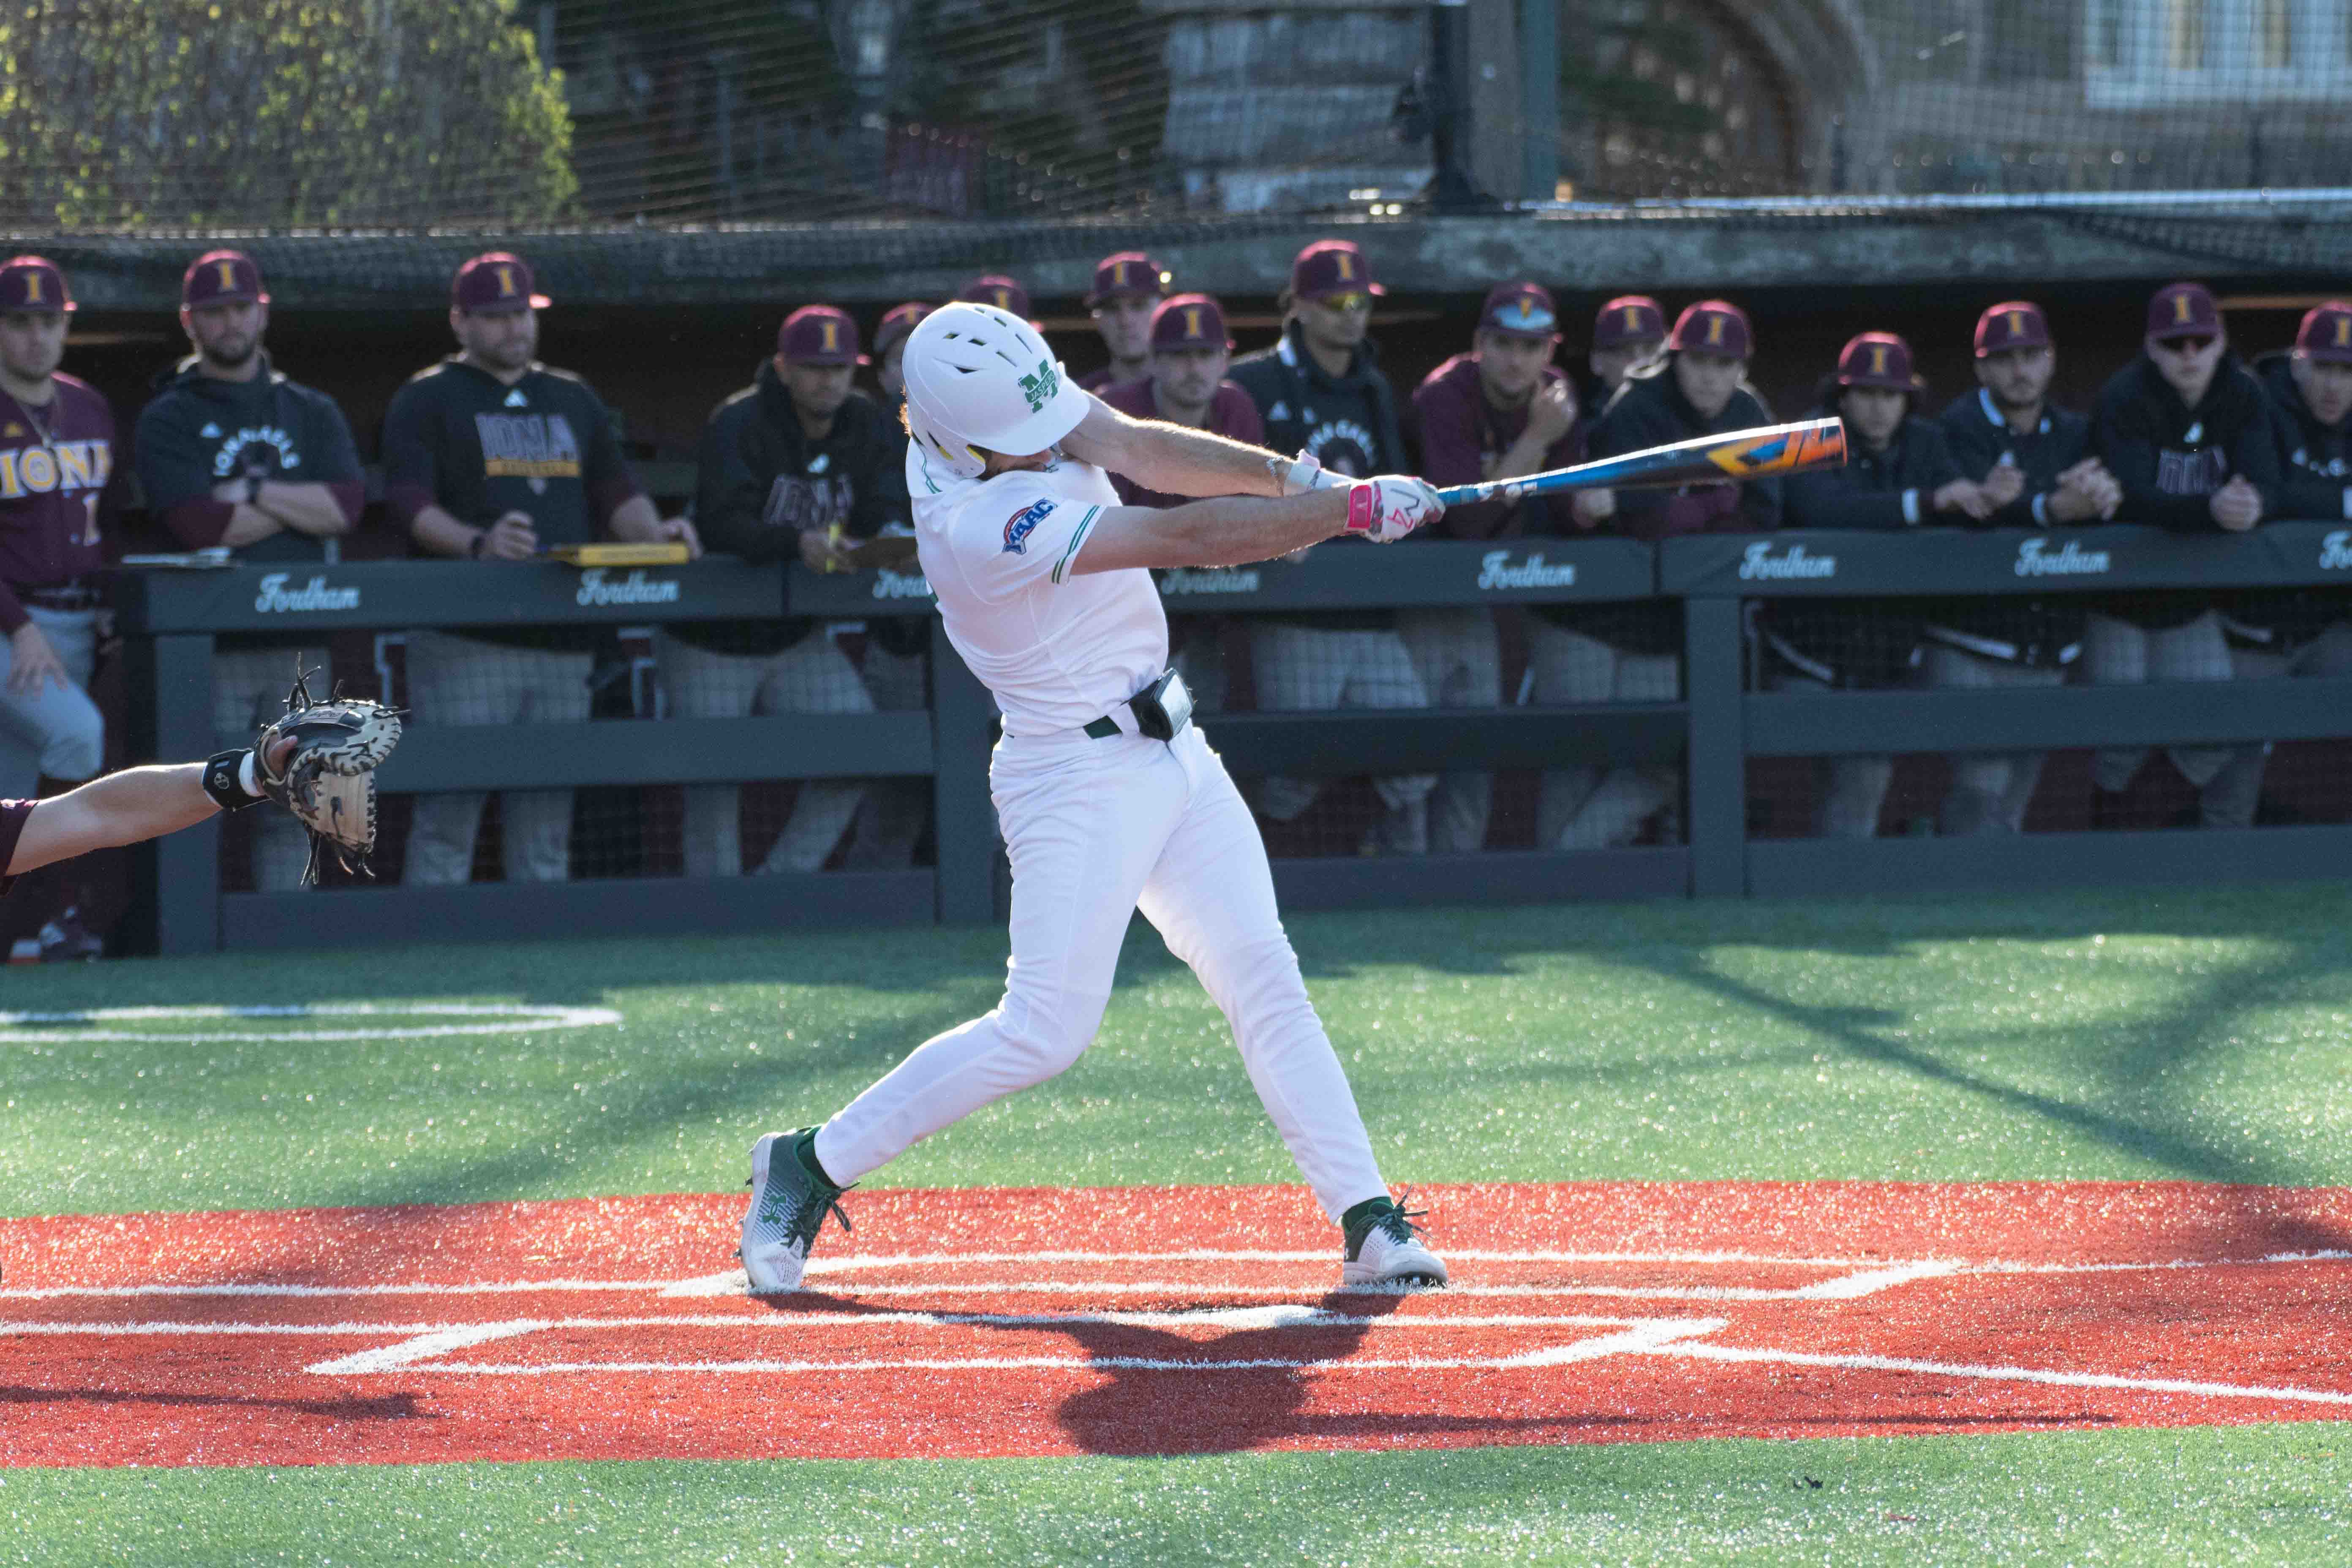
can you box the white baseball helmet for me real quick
[900,301,1090,480]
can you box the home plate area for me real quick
[4,1181,2349,1466]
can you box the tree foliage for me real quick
[0,0,575,231]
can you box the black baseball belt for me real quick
[16,579,98,612]
[1082,668,1193,742]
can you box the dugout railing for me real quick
[110,558,996,953]
[1666,520,2352,898]
[106,525,2352,952]
[106,538,1684,951]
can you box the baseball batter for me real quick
[741,302,1450,1293]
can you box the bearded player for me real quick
[740,302,1451,1293]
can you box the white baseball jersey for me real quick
[909,442,1167,737]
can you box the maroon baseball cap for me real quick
[1087,251,1170,308]
[1974,300,2052,357]
[1150,293,1232,351]
[1478,281,1560,341]
[959,275,1032,321]
[452,252,550,314]
[872,302,932,363]
[1835,331,1923,390]
[1290,240,1384,302]
[1594,295,1666,348]
[182,250,268,309]
[779,305,865,366]
[0,256,72,314]
[2147,281,2221,341]
[1668,299,1751,358]
[2295,301,2352,365]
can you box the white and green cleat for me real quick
[740,1128,852,1294]
[1339,1199,1448,1290]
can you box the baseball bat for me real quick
[1432,416,1848,507]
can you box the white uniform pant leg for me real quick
[2088,611,2243,802]
[403,629,509,885]
[212,645,331,890]
[0,605,103,795]
[2146,614,2247,808]
[845,642,931,870]
[656,634,760,878]
[1137,728,1388,1221]
[1248,623,1348,822]
[1774,672,1893,839]
[1926,645,2060,836]
[1529,623,1678,849]
[1397,608,1499,852]
[2084,612,2150,792]
[814,733,1184,1184]
[754,636,876,875]
[503,647,592,882]
[1352,629,1436,830]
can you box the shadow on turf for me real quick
[0,1384,430,1420]
[760,1286,1632,1456]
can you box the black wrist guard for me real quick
[202,749,263,811]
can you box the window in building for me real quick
[2257,0,2293,68]
[2164,0,2209,71]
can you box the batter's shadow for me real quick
[963,1288,1634,1456]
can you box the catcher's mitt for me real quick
[255,668,404,885]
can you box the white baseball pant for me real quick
[1527,622,1678,849]
[2084,611,2259,825]
[813,723,1392,1222]
[2207,618,2352,830]
[843,639,929,872]
[657,632,873,877]
[1398,608,1500,853]
[1924,644,2063,836]
[213,644,331,890]
[403,629,590,884]
[1772,672,1893,839]
[1248,623,1435,852]
[0,604,102,796]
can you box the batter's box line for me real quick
[327,1316,1729,1377]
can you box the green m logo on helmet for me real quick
[1019,359,1060,414]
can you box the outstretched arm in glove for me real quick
[5,734,299,878]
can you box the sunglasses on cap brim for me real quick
[1309,292,1375,312]
[2156,333,2217,354]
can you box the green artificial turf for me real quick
[5,883,2352,1217]
[6,1425,2349,1567]
[7,882,2351,1566]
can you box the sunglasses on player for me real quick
[1310,292,1373,314]
[2157,334,2217,355]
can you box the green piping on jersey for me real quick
[1050,506,1100,585]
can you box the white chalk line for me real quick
[0,1001,623,1044]
[799,1247,1895,1273]
[1640,1342,2352,1408]
[8,1249,2341,1304]
[387,1320,1729,1380]
[0,1309,1681,1340]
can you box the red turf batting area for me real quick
[3,1181,2349,1467]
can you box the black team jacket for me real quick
[1229,321,1409,632]
[681,360,909,656]
[2091,351,2282,632]
[1765,402,1960,688]
[1936,387,2096,531]
[2230,351,2352,653]
[1544,359,1781,656]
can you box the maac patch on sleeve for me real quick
[1002,498,1056,555]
